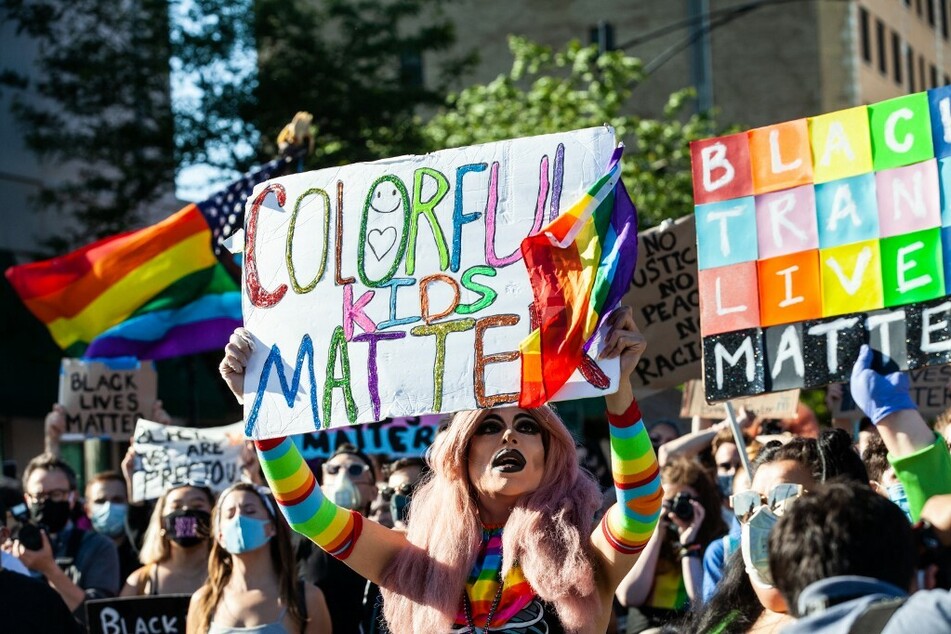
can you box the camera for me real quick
[9,502,45,551]
[665,492,695,523]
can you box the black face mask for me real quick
[30,499,71,534]
[162,509,211,547]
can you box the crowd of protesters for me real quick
[1,329,950,632]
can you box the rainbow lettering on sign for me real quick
[691,86,951,401]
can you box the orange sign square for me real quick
[757,250,822,327]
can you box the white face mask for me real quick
[331,477,362,510]
[741,504,779,588]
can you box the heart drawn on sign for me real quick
[367,227,398,261]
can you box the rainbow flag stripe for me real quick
[5,205,226,356]
[518,145,638,407]
[455,526,535,628]
[255,436,362,559]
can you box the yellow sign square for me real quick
[810,106,874,184]
[819,239,884,316]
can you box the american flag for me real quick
[196,154,300,255]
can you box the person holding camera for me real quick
[11,453,120,625]
[615,457,727,630]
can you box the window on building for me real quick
[399,51,424,88]
[917,0,924,18]
[928,0,936,26]
[941,0,949,37]
[904,0,912,7]
[945,74,951,87]
[859,8,871,63]
[877,19,887,74]
[892,32,903,84]
[908,47,916,91]
[931,63,939,87]
[920,55,927,90]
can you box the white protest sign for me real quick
[58,358,157,440]
[243,127,621,439]
[130,419,245,502]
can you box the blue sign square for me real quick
[815,174,879,248]
[695,196,758,270]
[928,85,951,160]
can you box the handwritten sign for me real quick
[299,415,442,460]
[679,379,799,419]
[58,358,156,440]
[831,364,951,420]
[243,127,623,438]
[130,420,244,502]
[86,595,190,634]
[626,216,701,395]
[691,86,951,401]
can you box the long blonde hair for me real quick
[189,483,305,634]
[380,405,603,633]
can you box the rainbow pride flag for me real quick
[519,145,638,408]
[5,205,237,359]
[5,157,293,359]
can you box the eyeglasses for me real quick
[324,463,372,478]
[29,489,71,503]
[730,483,804,523]
[381,484,414,501]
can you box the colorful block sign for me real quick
[691,86,951,401]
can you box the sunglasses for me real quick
[730,483,805,523]
[324,463,372,478]
[381,484,414,501]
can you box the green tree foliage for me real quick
[423,36,736,227]
[1,0,177,249]
[1,0,473,247]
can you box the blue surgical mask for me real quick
[717,474,734,499]
[91,502,128,538]
[220,515,272,554]
[887,483,912,522]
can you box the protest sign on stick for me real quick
[86,595,190,634]
[242,126,635,439]
[626,216,701,395]
[691,86,951,401]
[680,379,799,419]
[130,419,244,502]
[830,363,951,420]
[58,357,156,440]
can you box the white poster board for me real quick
[130,419,245,502]
[243,127,621,439]
[58,358,157,440]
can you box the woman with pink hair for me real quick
[220,307,663,633]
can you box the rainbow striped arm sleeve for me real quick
[255,437,363,559]
[600,399,663,554]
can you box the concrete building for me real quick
[443,0,951,128]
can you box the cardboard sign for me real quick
[242,127,624,439]
[626,216,702,394]
[680,379,800,419]
[58,358,157,440]
[299,414,442,460]
[86,595,190,634]
[691,86,951,401]
[130,420,244,502]
[830,363,951,419]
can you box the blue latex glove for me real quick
[849,345,915,424]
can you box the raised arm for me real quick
[220,328,408,583]
[850,345,951,520]
[590,308,664,592]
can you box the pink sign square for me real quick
[876,160,941,238]
[755,185,819,259]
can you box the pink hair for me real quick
[379,405,603,633]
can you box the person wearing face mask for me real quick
[675,428,870,633]
[294,443,379,634]
[11,453,120,625]
[84,471,140,579]
[187,483,331,633]
[121,483,214,596]
[382,457,428,531]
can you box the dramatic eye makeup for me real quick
[475,415,504,435]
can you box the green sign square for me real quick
[880,228,945,306]
[869,92,934,171]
